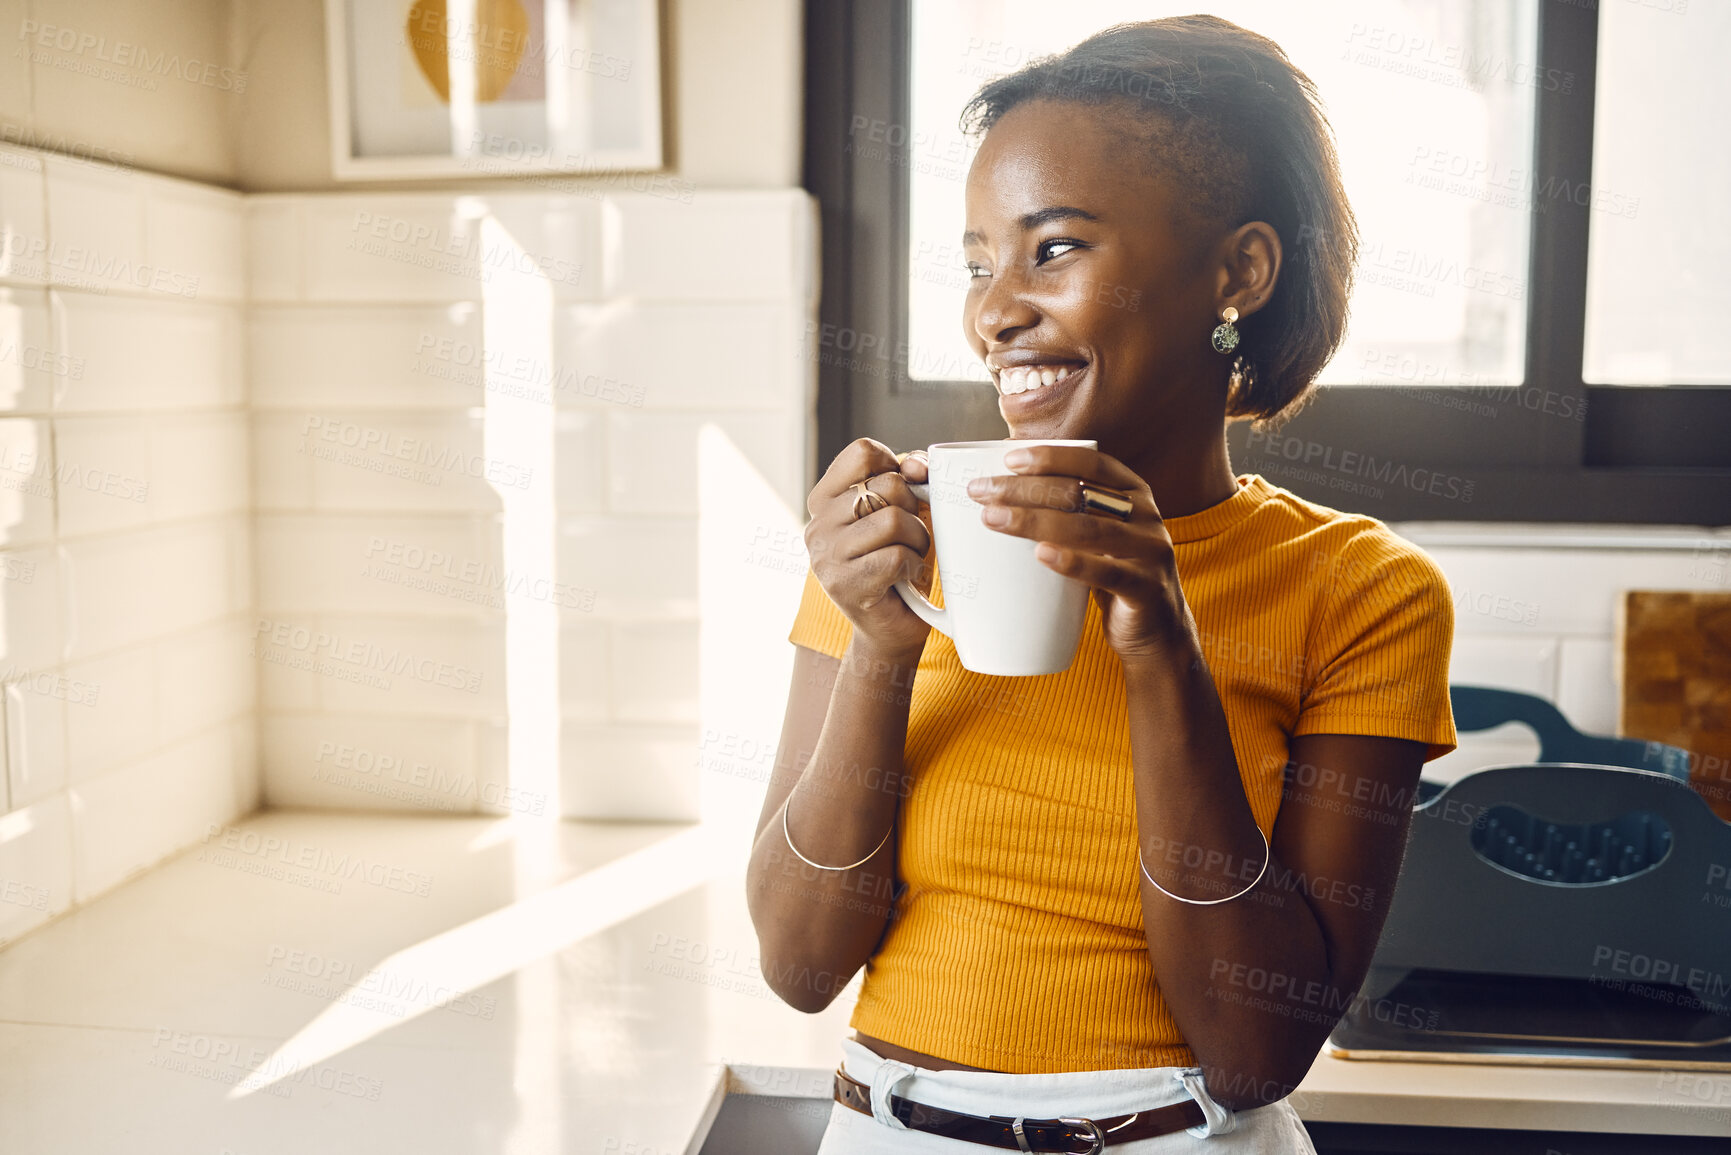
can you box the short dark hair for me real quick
[959,16,1357,422]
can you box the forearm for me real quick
[746,638,919,1012]
[1123,637,1337,1107]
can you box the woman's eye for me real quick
[1037,239,1083,263]
[965,262,990,279]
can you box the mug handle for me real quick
[890,482,953,637]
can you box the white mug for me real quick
[893,440,1095,676]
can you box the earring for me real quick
[1211,307,1240,354]
[1229,354,1256,396]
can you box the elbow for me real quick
[745,904,849,1015]
[769,982,833,1016]
[1192,1046,1318,1112]
[759,953,850,1015]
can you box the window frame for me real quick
[803,0,1731,524]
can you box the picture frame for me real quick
[323,0,664,181]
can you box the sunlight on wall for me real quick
[0,296,38,558]
[478,213,561,820]
[0,809,34,847]
[696,424,807,832]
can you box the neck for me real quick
[1118,422,1239,520]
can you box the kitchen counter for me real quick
[701,1013,1731,1150]
[0,811,1724,1154]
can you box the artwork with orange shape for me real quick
[405,0,546,104]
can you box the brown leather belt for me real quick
[833,1066,1206,1152]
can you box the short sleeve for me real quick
[1294,531,1458,762]
[788,568,854,659]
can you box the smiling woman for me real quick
[747,16,1457,1154]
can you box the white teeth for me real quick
[997,364,1077,395]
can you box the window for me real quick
[1583,0,1731,386]
[804,0,1731,523]
[909,0,1536,394]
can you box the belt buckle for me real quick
[1058,1115,1106,1155]
[1001,1115,1106,1155]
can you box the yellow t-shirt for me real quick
[786,473,1456,1073]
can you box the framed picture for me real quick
[324,0,664,180]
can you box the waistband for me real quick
[838,1037,1237,1138]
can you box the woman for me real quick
[747,17,1455,1153]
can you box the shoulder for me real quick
[1246,479,1451,614]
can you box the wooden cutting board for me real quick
[1620,591,1731,821]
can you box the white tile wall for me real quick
[559,518,699,617]
[69,723,236,902]
[254,514,502,616]
[64,643,158,784]
[145,181,247,304]
[155,617,256,758]
[247,189,819,821]
[0,795,74,945]
[249,304,483,410]
[0,146,253,947]
[0,285,56,413]
[612,619,700,724]
[0,417,55,548]
[53,292,243,412]
[0,148,49,284]
[556,301,805,412]
[1555,636,1619,735]
[559,618,610,722]
[1397,526,1731,787]
[62,521,244,659]
[258,714,490,814]
[601,193,815,303]
[297,197,491,303]
[555,411,606,515]
[1446,636,1560,699]
[0,545,61,670]
[6,677,68,806]
[53,412,246,539]
[608,410,799,516]
[41,160,146,296]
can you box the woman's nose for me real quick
[970,267,1040,346]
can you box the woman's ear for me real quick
[1214,221,1282,321]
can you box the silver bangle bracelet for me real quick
[1138,825,1270,906]
[781,798,892,871]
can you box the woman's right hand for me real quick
[805,438,933,662]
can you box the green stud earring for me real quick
[1211,306,1240,354]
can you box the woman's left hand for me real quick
[966,444,1188,659]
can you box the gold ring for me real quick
[1078,481,1134,521]
[851,480,890,521]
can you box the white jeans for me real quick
[815,1037,1318,1154]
